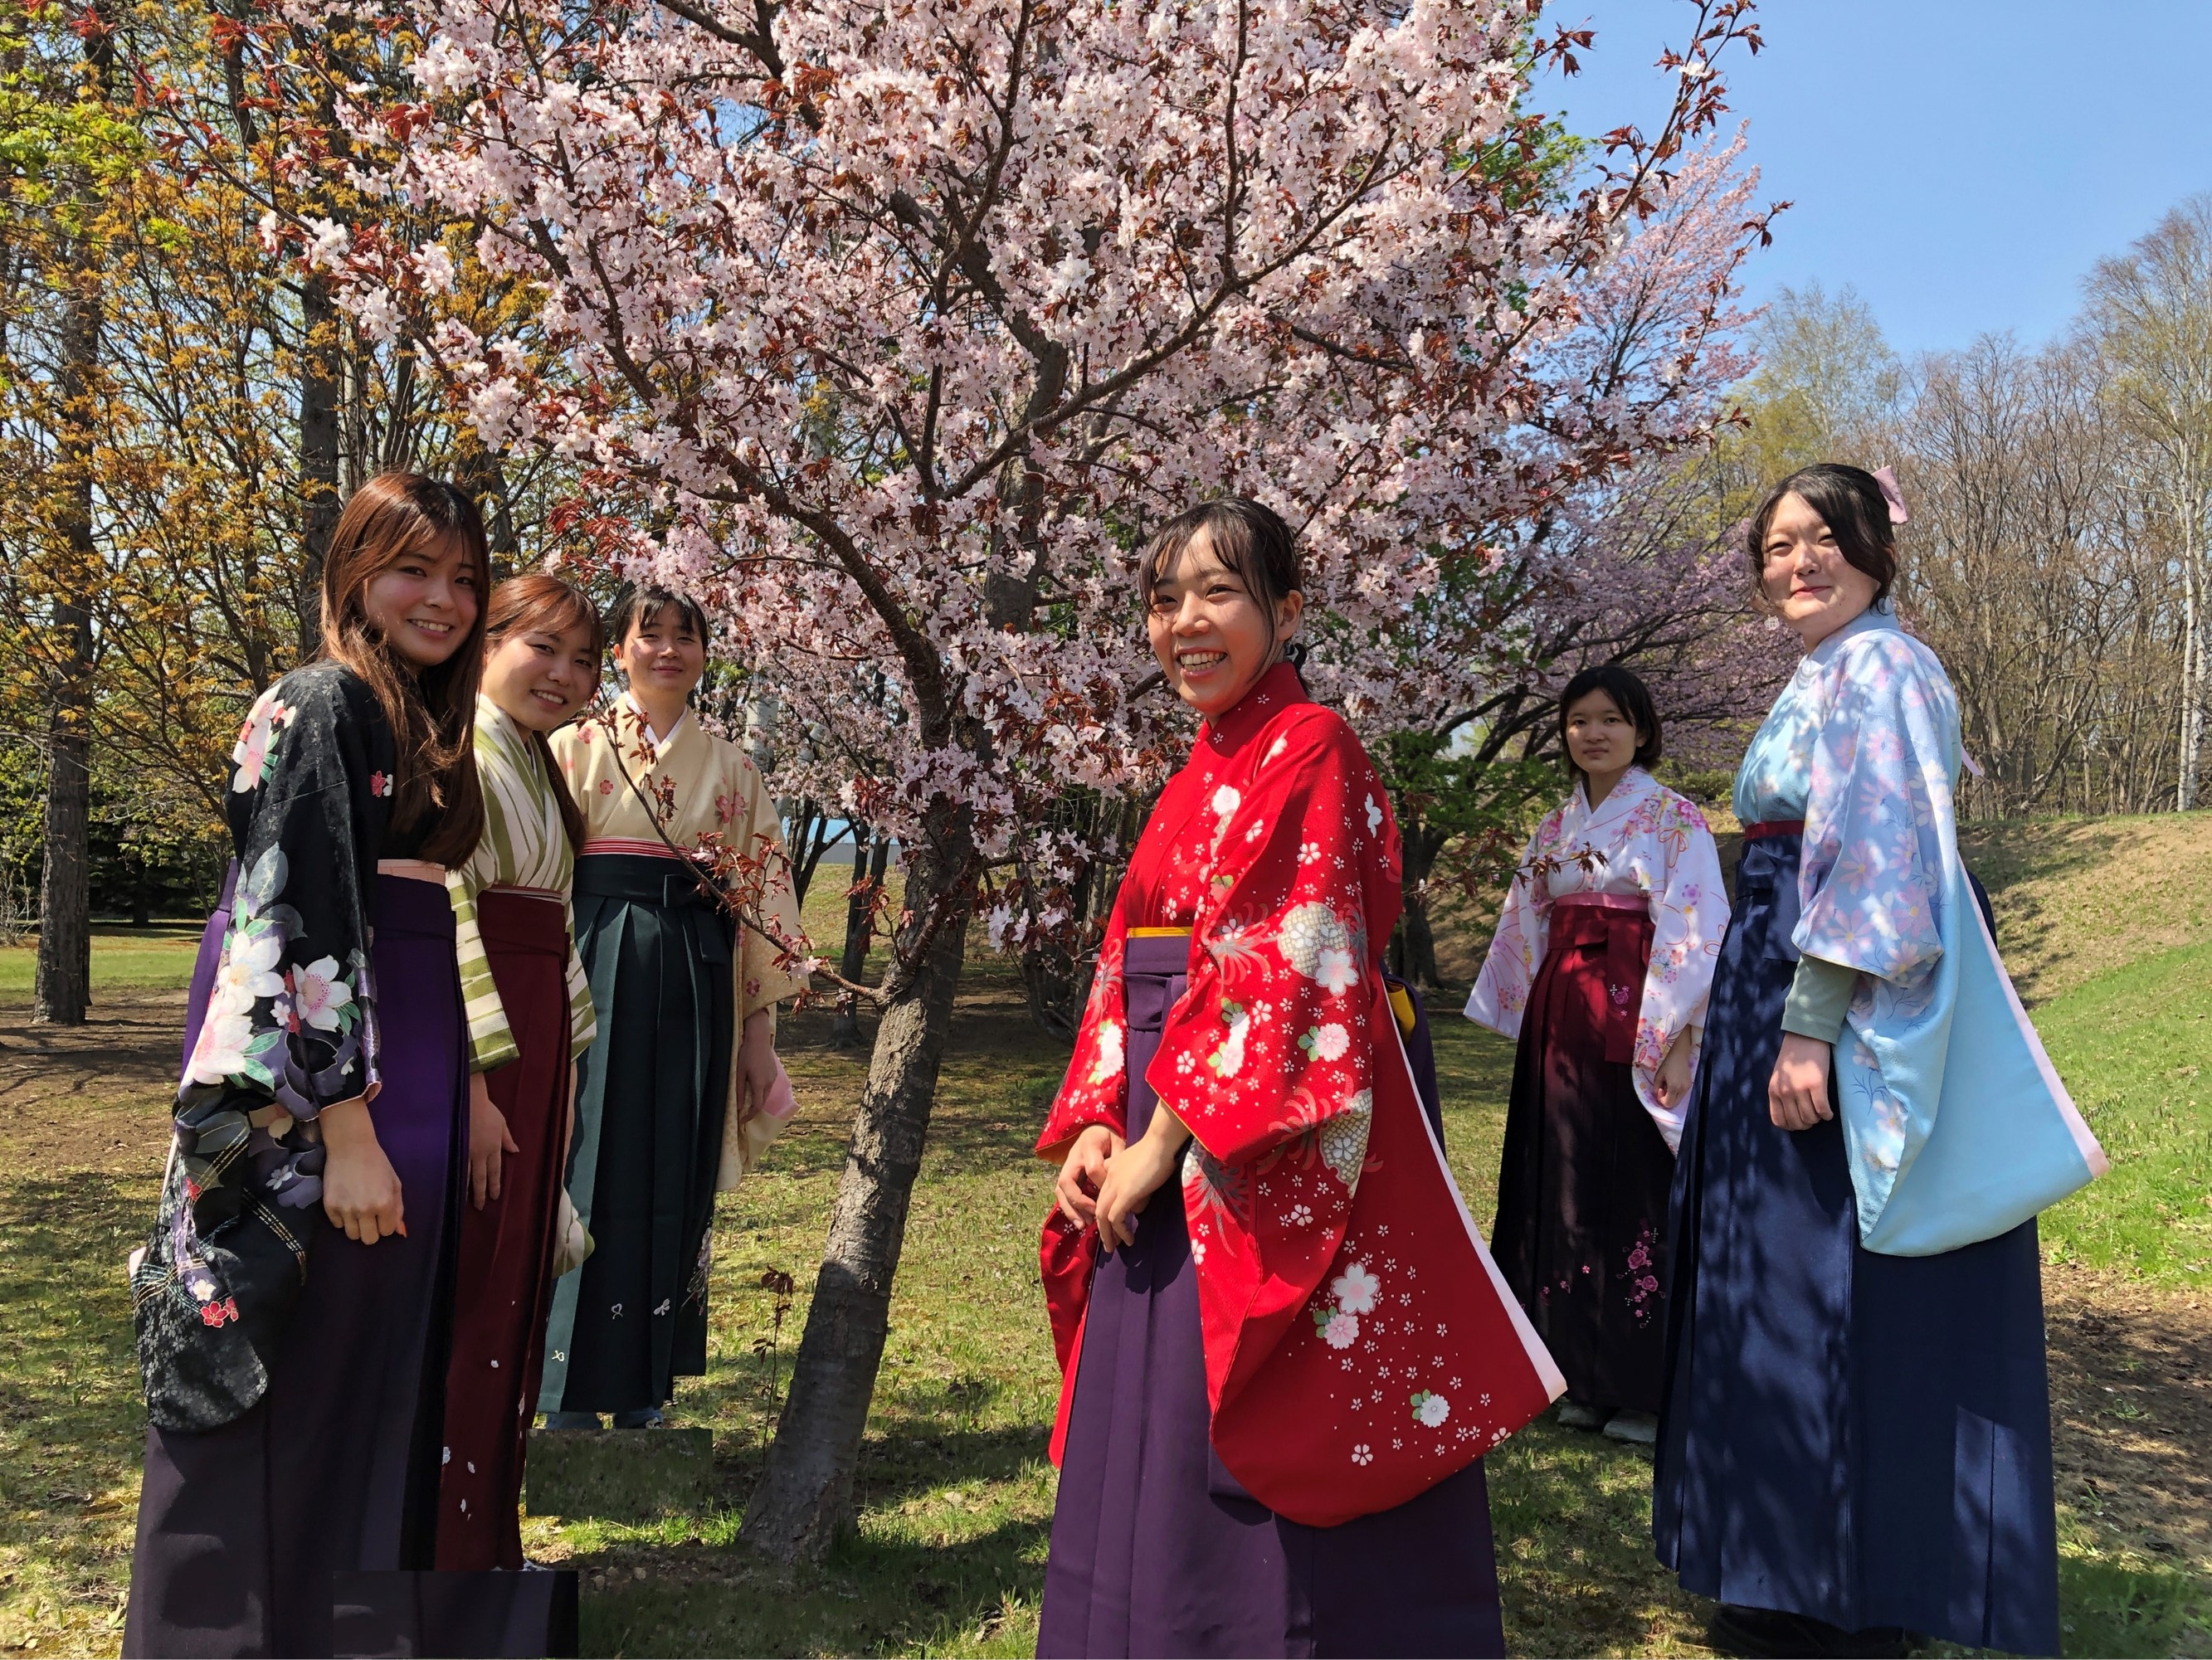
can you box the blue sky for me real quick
[1533,0,2212,358]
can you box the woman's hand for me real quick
[319,1098,406,1244]
[1054,1124,1124,1230]
[1094,1111,1193,1252]
[1768,1033,1835,1131]
[736,1008,777,1127]
[1654,1025,1697,1112]
[468,1072,519,1210]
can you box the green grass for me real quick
[5,824,2210,1657]
[0,926,202,999]
[2038,939,2212,1287]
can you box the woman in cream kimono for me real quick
[539,586,806,1429]
[1466,665,1726,1444]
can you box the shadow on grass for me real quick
[0,1169,161,1649]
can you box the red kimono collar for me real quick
[1198,660,1309,757]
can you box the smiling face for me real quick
[482,619,601,733]
[358,532,481,669]
[1562,689,1643,791]
[1146,527,1303,719]
[1760,492,1880,649]
[617,602,707,703]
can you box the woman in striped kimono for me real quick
[436,575,603,1569]
[540,585,807,1429]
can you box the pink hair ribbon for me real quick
[1872,465,1910,526]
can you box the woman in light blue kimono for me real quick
[1653,465,2106,1660]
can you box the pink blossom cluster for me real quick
[286,0,1773,946]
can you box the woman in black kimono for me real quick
[125,473,487,1658]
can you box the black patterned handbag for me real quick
[130,1099,319,1432]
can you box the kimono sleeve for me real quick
[447,855,518,1074]
[734,751,809,1024]
[1035,903,1132,1156]
[1153,712,1389,1170]
[181,673,386,1122]
[1796,631,1959,984]
[1464,828,1550,1039]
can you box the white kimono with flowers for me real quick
[1464,767,1728,1151]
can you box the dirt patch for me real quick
[0,991,183,1174]
[2045,1265,2212,1571]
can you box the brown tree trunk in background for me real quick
[297,270,342,654]
[1388,825,1447,991]
[740,806,973,1563]
[829,826,889,1051]
[35,7,114,1028]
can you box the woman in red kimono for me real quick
[1035,499,1562,1659]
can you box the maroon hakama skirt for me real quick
[435,888,574,1571]
[1491,894,1674,1414]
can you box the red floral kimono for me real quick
[1038,664,1562,1529]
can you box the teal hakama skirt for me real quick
[538,853,733,1415]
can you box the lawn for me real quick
[0,821,2207,1658]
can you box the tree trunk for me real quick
[2179,528,2203,811]
[297,271,343,655]
[1388,826,1447,991]
[829,828,889,1052]
[35,11,112,1029]
[740,812,973,1562]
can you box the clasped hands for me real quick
[1055,1112,1193,1251]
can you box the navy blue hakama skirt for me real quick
[1654,832,2059,1654]
[1038,934,1504,1659]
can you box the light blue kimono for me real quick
[1734,609,2107,1255]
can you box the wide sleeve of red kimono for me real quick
[1155,705,1565,1526]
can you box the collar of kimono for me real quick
[1570,762,1656,838]
[617,689,694,754]
[1805,603,1900,669]
[1198,659,1308,755]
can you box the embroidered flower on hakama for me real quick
[1331,1260,1380,1314]
[1322,1311,1360,1349]
[1411,1390,1449,1428]
[1351,1443,1373,1465]
[1088,1020,1125,1085]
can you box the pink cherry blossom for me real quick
[287,957,356,1032]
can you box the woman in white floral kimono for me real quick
[1467,665,1726,1444]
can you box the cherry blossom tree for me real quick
[288,0,1771,1559]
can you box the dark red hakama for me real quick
[1491,893,1675,1414]
[435,888,574,1571]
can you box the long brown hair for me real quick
[319,472,490,866]
[482,573,604,854]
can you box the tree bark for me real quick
[740,810,973,1562]
[297,271,343,655]
[35,7,114,1028]
[829,827,889,1052]
[1387,825,1447,991]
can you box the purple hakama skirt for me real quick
[1037,933,1506,1660]
[124,874,466,1658]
